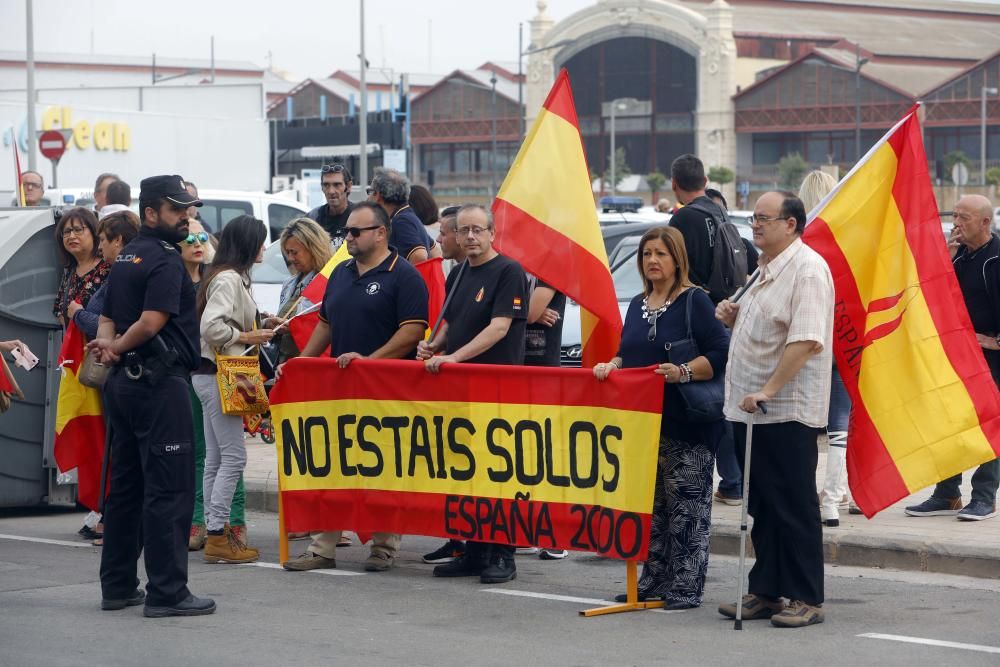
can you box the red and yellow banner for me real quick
[493,69,622,367]
[270,358,662,559]
[53,323,106,511]
[802,107,1000,517]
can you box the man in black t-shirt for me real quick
[417,204,527,583]
[524,277,565,369]
[668,154,727,291]
[306,163,355,246]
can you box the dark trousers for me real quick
[732,420,824,605]
[933,460,1000,505]
[100,371,195,607]
[715,421,742,497]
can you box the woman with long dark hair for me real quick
[192,216,277,563]
[594,226,730,610]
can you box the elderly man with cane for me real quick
[715,191,834,629]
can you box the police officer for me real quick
[88,175,216,618]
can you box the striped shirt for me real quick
[724,238,834,428]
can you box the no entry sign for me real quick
[38,130,67,161]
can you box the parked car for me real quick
[560,238,643,366]
[251,240,294,314]
[195,190,309,244]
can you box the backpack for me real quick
[686,197,748,302]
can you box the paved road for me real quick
[1,508,998,666]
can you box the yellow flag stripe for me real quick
[496,108,608,265]
[273,398,658,513]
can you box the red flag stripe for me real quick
[493,199,622,330]
[540,69,580,128]
[281,488,650,560]
[270,358,662,413]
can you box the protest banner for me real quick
[270,358,661,561]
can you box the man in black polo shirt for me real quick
[417,204,528,584]
[88,174,215,618]
[368,167,432,263]
[306,163,355,246]
[281,201,429,572]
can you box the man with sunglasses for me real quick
[281,201,429,573]
[715,191,833,629]
[307,163,354,246]
[417,204,528,584]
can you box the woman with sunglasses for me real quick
[180,221,249,552]
[194,216,277,563]
[593,226,729,610]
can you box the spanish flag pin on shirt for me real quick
[513,297,522,310]
[475,287,485,303]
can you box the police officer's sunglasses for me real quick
[183,232,209,245]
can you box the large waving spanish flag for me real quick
[493,69,621,367]
[53,323,106,511]
[802,106,1000,517]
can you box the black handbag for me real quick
[664,290,725,423]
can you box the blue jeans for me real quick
[715,421,742,497]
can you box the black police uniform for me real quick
[99,225,201,608]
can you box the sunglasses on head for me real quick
[183,232,209,245]
[321,164,346,174]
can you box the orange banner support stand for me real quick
[579,560,663,617]
[276,451,289,565]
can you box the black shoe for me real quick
[433,552,487,577]
[663,599,699,611]
[422,539,466,564]
[143,594,216,618]
[78,525,102,541]
[613,591,661,603]
[480,550,517,584]
[822,518,840,527]
[101,588,145,611]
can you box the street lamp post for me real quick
[854,43,869,163]
[359,0,368,188]
[982,86,998,185]
[602,98,651,196]
[491,72,498,198]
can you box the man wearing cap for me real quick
[88,175,216,618]
[307,163,355,246]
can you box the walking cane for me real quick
[429,260,467,341]
[734,401,766,631]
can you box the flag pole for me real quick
[428,260,466,341]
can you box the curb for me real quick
[246,481,1000,580]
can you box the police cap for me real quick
[139,175,203,207]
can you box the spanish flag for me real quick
[53,323,106,511]
[802,106,1000,517]
[493,69,622,367]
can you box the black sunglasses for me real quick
[346,224,382,237]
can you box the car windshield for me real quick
[611,252,644,301]
[252,241,292,284]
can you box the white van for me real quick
[8,187,310,245]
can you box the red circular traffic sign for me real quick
[38,130,66,161]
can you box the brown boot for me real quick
[204,525,259,564]
[188,525,207,551]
